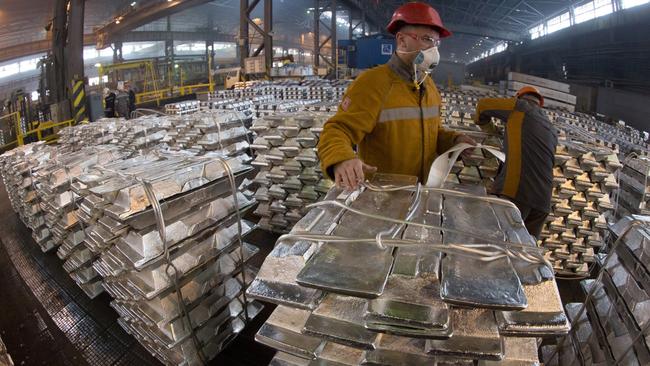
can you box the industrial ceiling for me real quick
[0,0,602,65]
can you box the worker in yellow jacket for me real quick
[474,86,558,239]
[318,2,475,189]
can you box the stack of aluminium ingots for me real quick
[0,114,265,364]
[78,151,263,364]
[160,111,252,156]
[616,156,650,218]
[247,173,570,365]
[541,140,621,277]
[250,112,334,233]
[542,216,650,365]
[0,142,55,248]
[26,146,132,297]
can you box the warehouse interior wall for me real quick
[596,87,650,132]
[433,60,466,88]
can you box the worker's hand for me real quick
[333,158,377,190]
[454,134,477,159]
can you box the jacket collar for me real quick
[387,53,416,84]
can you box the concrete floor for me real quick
[0,180,277,366]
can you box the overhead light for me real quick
[131,1,136,6]
[94,63,101,68]
[115,19,120,24]
[174,64,179,68]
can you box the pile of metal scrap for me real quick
[540,140,621,276]
[542,216,650,365]
[248,173,568,365]
[617,156,650,218]
[250,112,334,233]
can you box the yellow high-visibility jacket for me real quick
[318,55,459,182]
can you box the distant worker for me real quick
[103,88,116,118]
[125,81,136,119]
[318,2,475,189]
[115,83,130,119]
[474,86,558,239]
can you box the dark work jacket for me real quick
[475,97,558,213]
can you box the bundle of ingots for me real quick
[542,215,650,365]
[248,173,569,365]
[0,110,262,365]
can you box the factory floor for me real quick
[0,181,277,366]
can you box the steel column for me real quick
[331,0,337,76]
[313,0,320,69]
[264,0,273,77]
[239,0,249,70]
[50,0,67,103]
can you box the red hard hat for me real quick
[516,86,544,107]
[386,2,451,38]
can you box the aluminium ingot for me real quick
[425,308,503,361]
[255,306,325,360]
[246,241,323,310]
[303,293,378,350]
[497,279,570,337]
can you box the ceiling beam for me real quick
[116,31,236,43]
[95,0,216,48]
[0,34,96,64]
[0,31,240,64]
[445,23,525,41]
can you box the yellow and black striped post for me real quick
[72,80,87,124]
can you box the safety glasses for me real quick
[401,32,441,47]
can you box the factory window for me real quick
[99,48,113,58]
[574,1,597,24]
[621,0,650,8]
[84,48,97,60]
[593,0,614,17]
[213,42,235,50]
[19,58,39,72]
[174,42,206,54]
[0,63,19,78]
[546,12,571,34]
[529,24,546,40]
[88,75,109,86]
[123,42,157,55]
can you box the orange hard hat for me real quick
[386,2,451,38]
[516,86,544,107]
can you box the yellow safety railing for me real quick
[135,88,172,106]
[136,82,215,106]
[178,83,214,96]
[1,111,74,150]
[0,111,24,147]
[28,119,75,143]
